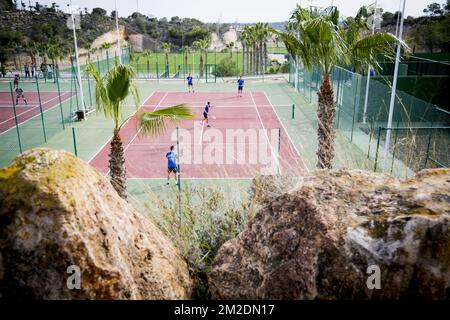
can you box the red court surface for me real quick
[0,91,73,134]
[89,91,307,178]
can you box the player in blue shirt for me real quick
[166,145,178,185]
[237,76,244,97]
[187,74,194,93]
[201,101,212,127]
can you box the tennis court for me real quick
[0,91,73,134]
[89,91,307,179]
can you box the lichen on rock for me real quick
[208,169,450,299]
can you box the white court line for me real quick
[0,92,73,136]
[262,91,310,173]
[0,92,71,127]
[250,91,281,174]
[103,91,168,177]
[87,91,156,164]
[0,104,40,108]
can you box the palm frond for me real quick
[352,32,409,72]
[137,104,195,136]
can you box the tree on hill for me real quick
[423,3,444,16]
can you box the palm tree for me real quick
[161,42,171,77]
[86,63,194,199]
[193,39,209,78]
[274,6,406,169]
[101,42,112,70]
[25,41,38,65]
[225,42,234,58]
[181,45,190,75]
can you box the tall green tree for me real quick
[86,63,194,199]
[274,6,405,169]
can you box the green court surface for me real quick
[0,78,374,205]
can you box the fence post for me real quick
[72,127,78,156]
[34,76,47,142]
[390,128,399,175]
[9,82,23,153]
[55,75,65,129]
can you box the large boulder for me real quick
[208,169,450,299]
[0,148,192,299]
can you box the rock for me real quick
[208,169,450,299]
[0,148,192,300]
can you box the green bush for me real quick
[215,56,237,77]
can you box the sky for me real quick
[33,0,438,22]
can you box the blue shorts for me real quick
[188,82,193,86]
[203,112,208,119]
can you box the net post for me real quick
[55,74,65,129]
[72,127,78,156]
[9,82,23,153]
[292,104,295,119]
[35,75,47,142]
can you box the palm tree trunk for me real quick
[260,42,263,74]
[316,73,336,169]
[199,54,204,78]
[246,47,249,74]
[109,129,127,199]
[249,47,253,74]
[263,42,267,74]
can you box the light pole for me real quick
[383,0,406,169]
